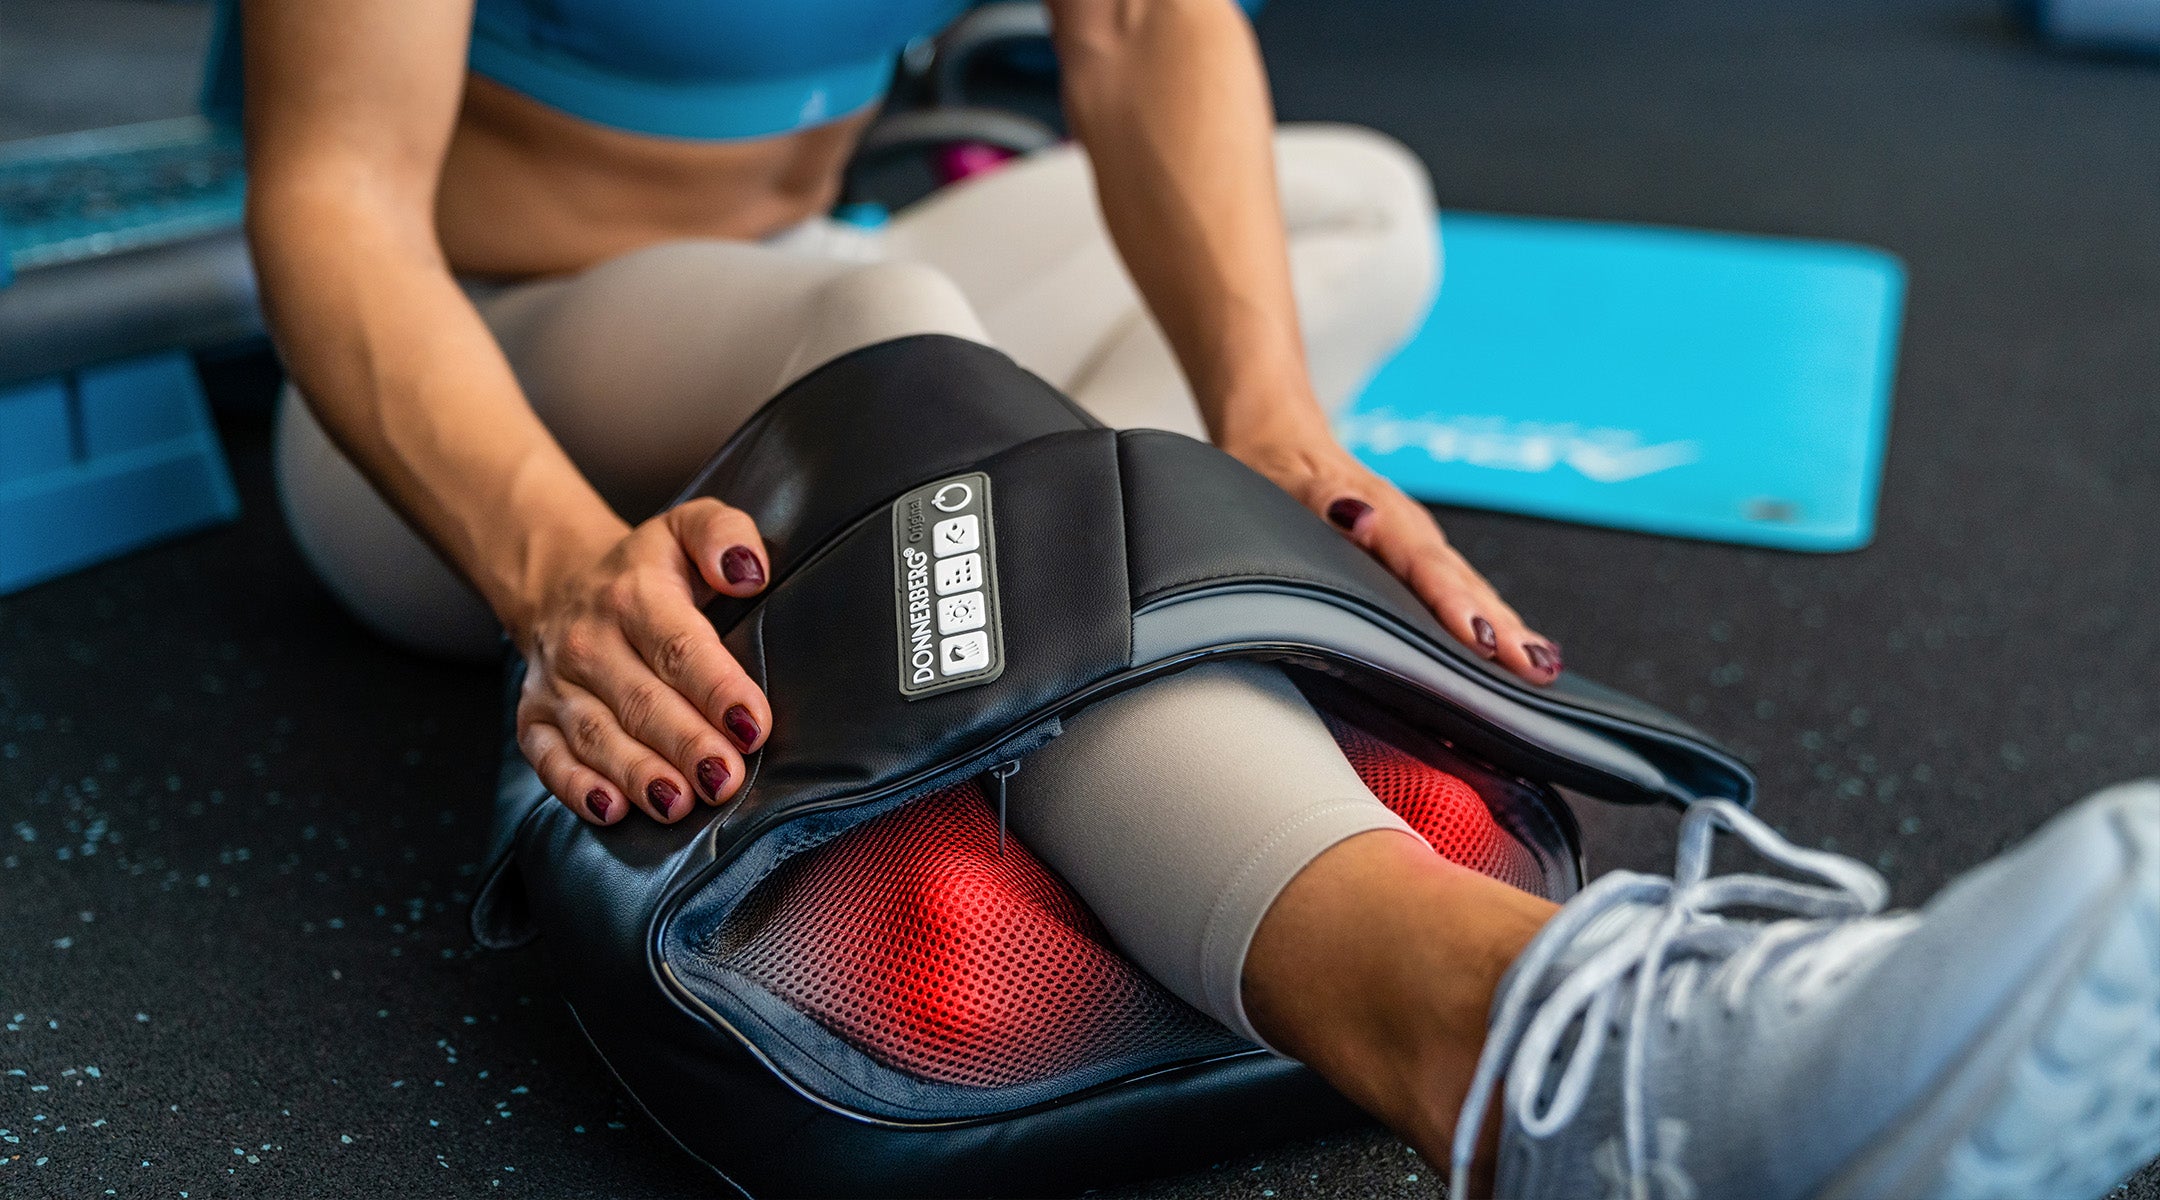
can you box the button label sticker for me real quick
[938,592,986,634]
[892,472,1004,698]
[940,631,991,674]
[932,514,980,556]
[934,552,982,595]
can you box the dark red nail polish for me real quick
[1326,498,1373,532]
[647,778,683,818]
[1472,617,1499,656]
[723,705,761,750]
[1525,644,1557,675]
[720,546,765,588]
[585,789,614,822]
[695,757,731,802]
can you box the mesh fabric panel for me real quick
[713,714,1546,1089]
[1323,713,1549,895]
[714,781,1229,1089]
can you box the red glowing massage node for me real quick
[716,716,1546,1089]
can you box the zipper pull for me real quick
[987,760,1021,856]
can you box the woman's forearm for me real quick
[1051,0,1327,448]
[249,180,625,637]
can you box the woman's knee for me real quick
[1275,125,1442,403]
[1278,123,1438,233]
[782,261,992,383]
[805,261,987,340]
[1277,124,1440,288]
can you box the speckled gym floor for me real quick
[2,0,2156,1196]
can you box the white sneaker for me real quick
[1453,782,2160,1200]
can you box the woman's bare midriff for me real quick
[434,76,874,279]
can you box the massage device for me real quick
[470,335,1755,1197]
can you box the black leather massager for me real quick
[469,334,1754,1198]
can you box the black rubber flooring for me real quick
[2,0,2156,1196]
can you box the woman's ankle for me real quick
[1242,831,1554,1170]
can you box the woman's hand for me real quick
[1226,431,1564,685]
[509,499,774,825]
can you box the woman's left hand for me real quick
[1226,431,1564,685]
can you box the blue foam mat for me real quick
[1336,212,1905,552]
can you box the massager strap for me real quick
[676,336,1746,793]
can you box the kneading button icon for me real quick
[940,631,992,674]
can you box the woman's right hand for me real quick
[510,498,774,826]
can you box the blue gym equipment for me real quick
[2021,0,2160,52]
[0,112,252,597]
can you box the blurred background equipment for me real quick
[0,118,249,596]
[0,1,250,596]
[2020,0,2160,51]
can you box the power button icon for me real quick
[931,482,973,513]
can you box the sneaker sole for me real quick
[1818,782,2160,1200]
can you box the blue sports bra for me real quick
[467,0,974,140]
[203,0,971,143]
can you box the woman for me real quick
[244,3,2160,1197]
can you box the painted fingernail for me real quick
[585,789,614,822]
[723,705,761,750]
[1471,616,1499,657]
[647,777,683,818]
[695,757,732,803]
[1547,642,1565,672]
[720,546,765,588]
[1326,498,1373,532]
[1525,644,1559,675]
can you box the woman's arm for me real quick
[244,2,614,621]
[1046,0,1562,683]
[244,0,772,821]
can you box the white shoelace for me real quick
[1448,799,1896,1198]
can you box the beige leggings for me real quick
[275,123,1437,1045]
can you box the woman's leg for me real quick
[275,237,990,659]
[1244,818,1554,1183]
[903,126,1506,1160]
[906,132,1501,1160]
[888,123,1439,436]
[1005,660,1555,1181]
[1006,661,1426,1043]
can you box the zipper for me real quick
[663,719,1064,932]
[985,759,1022,855]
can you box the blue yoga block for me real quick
[0,377,70,480]
[0,351,240,596]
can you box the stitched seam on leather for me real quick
[713,612,771,838]
[1115,432,1138,658]
[736,609,769,803]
